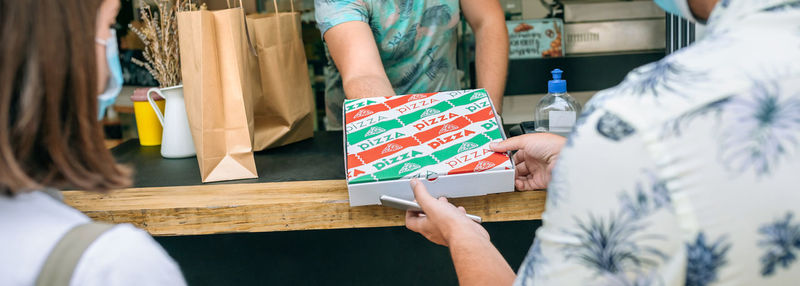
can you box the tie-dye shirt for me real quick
[515,1,800,285]
[315,0,461,130]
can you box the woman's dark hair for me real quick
[0,0,131,194]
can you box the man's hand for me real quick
[405,179,489,247]
[405,179,516,286]
[490,133,566,191]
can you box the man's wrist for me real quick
[444,222,489,247]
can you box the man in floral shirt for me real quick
[405,0,800,285]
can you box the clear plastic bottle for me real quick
[534,69,581,137]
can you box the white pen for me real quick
[379,195,483,223]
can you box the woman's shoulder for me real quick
[71,223,186,285]
[0,191,92,285]
[0,192,184,285]
[0,191,185,285]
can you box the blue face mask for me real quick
[653,0,698,22]
[95,29,123,120]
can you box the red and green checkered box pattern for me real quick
[344,89,513,184]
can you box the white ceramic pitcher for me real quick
[146,85,196,158]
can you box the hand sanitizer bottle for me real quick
[534,69,581,137]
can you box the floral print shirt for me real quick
[515,1,800,285]
[315,0,461,130]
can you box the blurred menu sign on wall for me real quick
[506,19,564,59]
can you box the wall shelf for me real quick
[503,50,664,95]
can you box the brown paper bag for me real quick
[247,0,314,151]
[177,5,260,182]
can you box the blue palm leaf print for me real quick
[661,97,730,138]
[393,46,441,93]
[758,212,800,276]
[616,60,707,97]
[354,3,370,20]
[597,112,636,141]
[685,233,731,286]
[369,20,381,37]
[389,24,418,61]
[420,5,452,28]
[719,80,800,176]
[764,1,800,11]
[564,213,666,275]
[563,103,597,148]
[425,58,449,80]
[517,239,546,284]
[397,0,413,17]
[561,171,671,284]
[394,62,423,94]
[618,174,671,221]
[315,0,369,31]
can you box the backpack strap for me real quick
[35,222,116,286]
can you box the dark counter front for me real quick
[157,220,541,285]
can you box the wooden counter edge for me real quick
[62,180,546,236]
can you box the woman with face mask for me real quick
[0,0,185,285]
[404,0,800,285]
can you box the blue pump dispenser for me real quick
[548,69,567,94]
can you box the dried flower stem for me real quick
[129,0,195,88]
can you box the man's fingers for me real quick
[522,175,539,191]
[489,135,530,153]
[405,210,424,232]
[410,179,438,209]
[512,151,526,165]
[515,161,530,177]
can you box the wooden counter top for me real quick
[63,180,546,236]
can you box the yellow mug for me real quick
[132,88,165,146]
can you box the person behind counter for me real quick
[0,0,185,284]
[405,0,800,285]
[315,0,509,130]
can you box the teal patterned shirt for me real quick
[315,0,461,130]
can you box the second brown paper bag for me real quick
[247,0,314,151]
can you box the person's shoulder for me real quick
[586,43,742,132]
[314,0,370,35]
[71,224,186,286]
[0,191,93,286]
